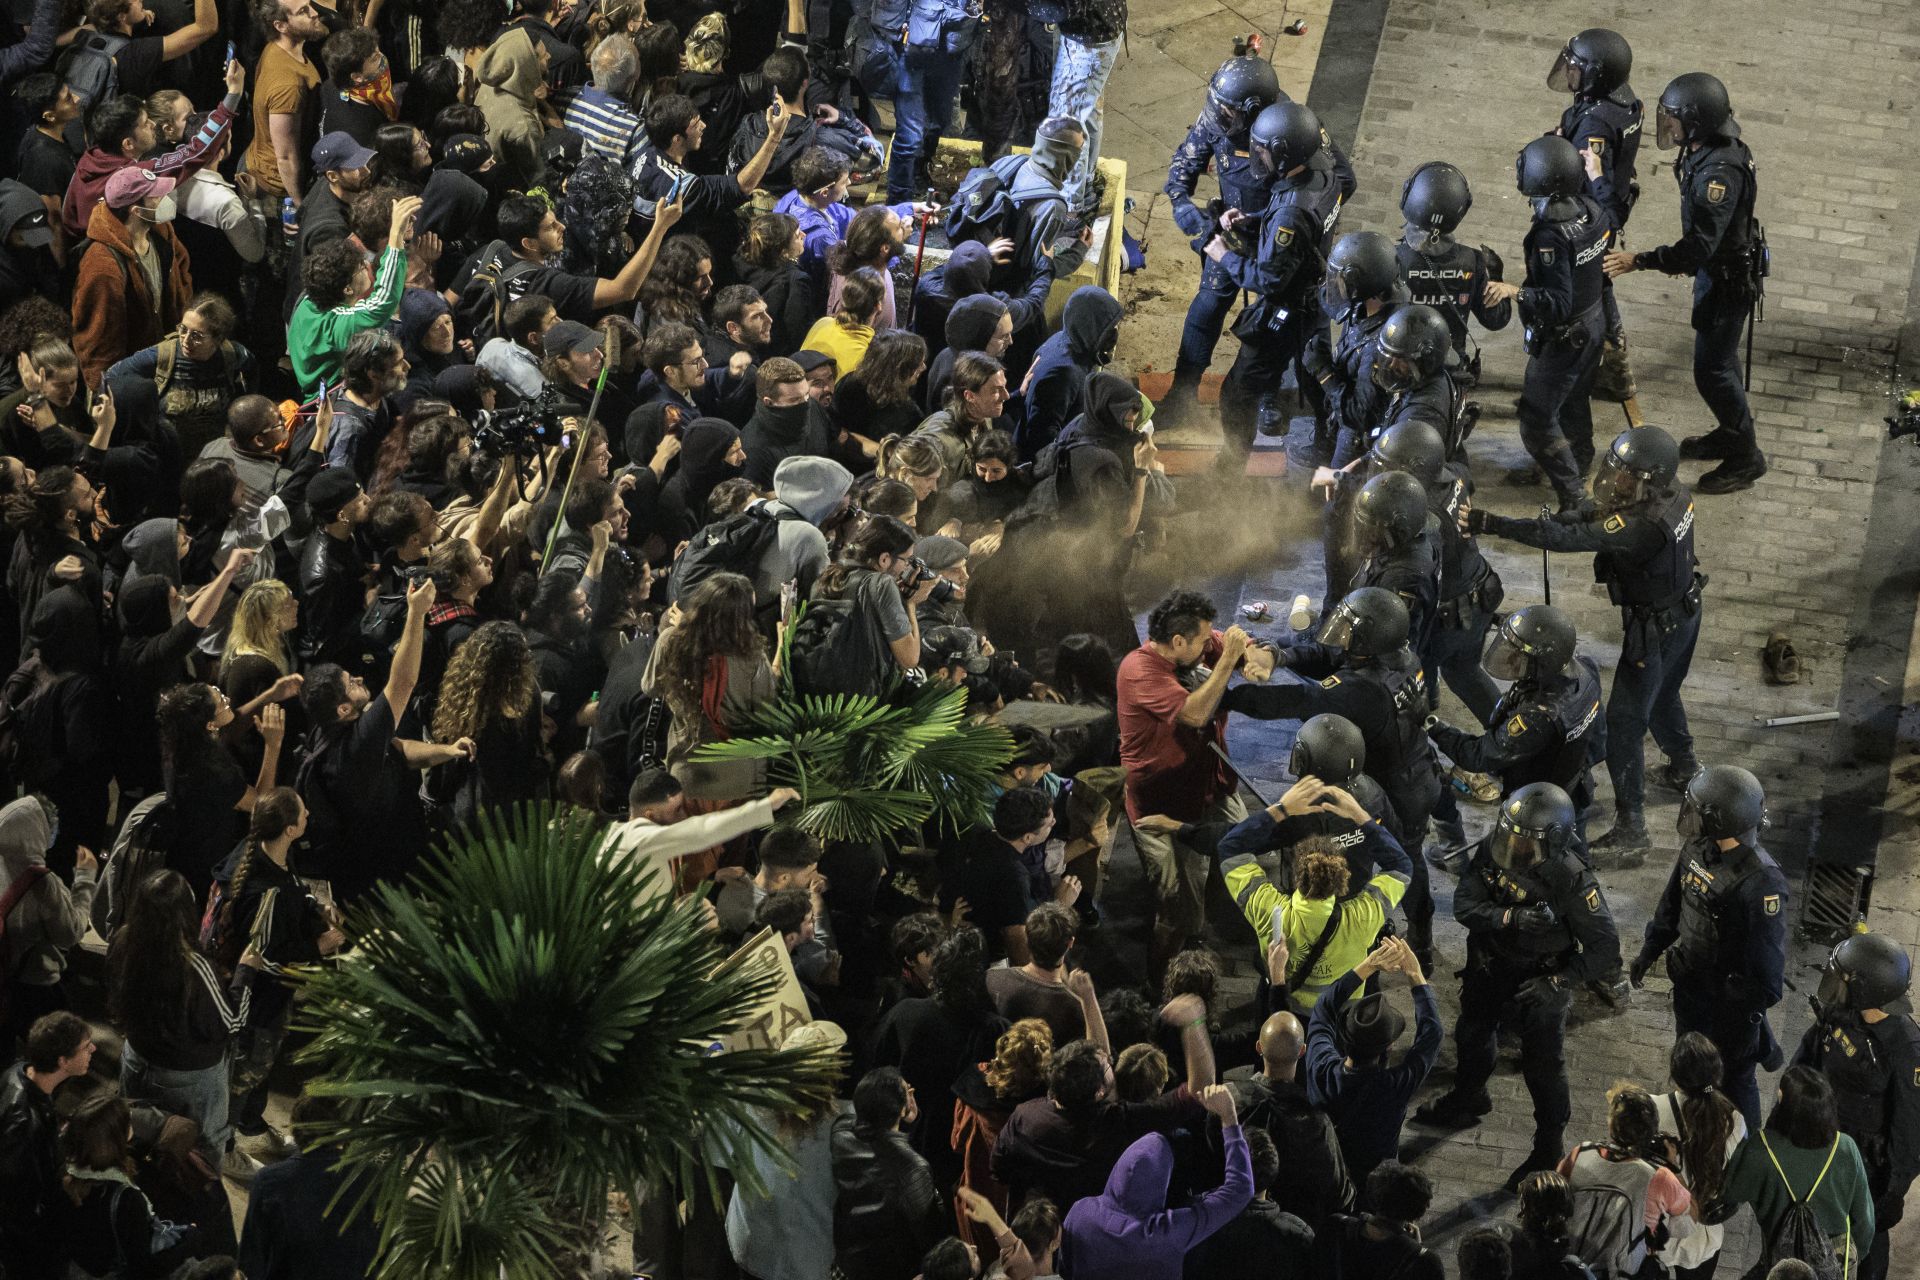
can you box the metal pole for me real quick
[1539,503,1553,606]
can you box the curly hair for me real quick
[221,578,294,678]
[651,573,763,725]
[827,204,897,277]
[156,682,224,786]
[432,621,539,742]
[1295,850,1351,901]
[638,235,713,331]
[845,330,926,410]
[985,1018,1054,1101]
[744,211,800,269]
[0,296,72,366]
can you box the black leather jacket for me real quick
[830,1117,945,1280]
[297,529,366,666]
[0,1064,62,1267]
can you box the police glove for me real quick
[1628,951,1656,989]
[1508,902,1557,932]
[1514,973,1564,1008]
[1463,506,1489,536]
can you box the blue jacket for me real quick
[1305,968,1442,1178]
[1016,286,1122,459]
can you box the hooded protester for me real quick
[436,364,501,420]
[415,167,491,290]
[397,289,462,411]
[987,117,1091,296]
[25,584,116,872]
[926,294,1014,411]
[112,573,201,795]
[0,797,94,1043]
[1059,1121,1254,1280]
[656,418,745,544]
[475,27,549,190]
[741,454,853,605]
[676,13,775,176]
[914,240,1056,364]
[122,517,186,587]
[1019,286,1122,459]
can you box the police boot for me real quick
[1412,1089,1492,1130]
[1504,1142,1563,1193]
[1255,391,1289,438]
[1678,429,1745,461]
[1589,818,1651,870]
[1154,372,1205,432]
[1648,757,1701,793]
[1696,450,1769,495]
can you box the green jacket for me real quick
[1724,1128,1875,1269]
[288,245,408,396]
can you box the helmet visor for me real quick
[1207,93,1244,136]
[1490,824,1543,872]
[1250,141,1278,180]
[1371,350,1418,396]
[1317,602,1360,651]
[1287,739,1311,780]
[1589,453,1643,510]
[1319,274,1354,314]
[1483,632,1532,682]
[1656,102,1686,150]
[1547,48,1584,93]
[1677,793,1704,841]
[1814,963,1851,1018]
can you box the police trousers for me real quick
[1453,950,1573,1149]
[1693,294,1758,457]
[1383,767,1441,958]
[1673,981,1767,1132]
[1517,306,1605,503]
[1606,602,1700,821]
[1176,259,1239,378]
[1427,591,1502,727]
[1219,307,1327,457]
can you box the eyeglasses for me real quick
[677,353,709,369]
[178,326,215,346]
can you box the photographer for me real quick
[802,515,935,696]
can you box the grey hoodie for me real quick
[751,456,854,603]
[0,797,92,988]
[123,518,183,586]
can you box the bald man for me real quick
[1224,1009,1353,1230]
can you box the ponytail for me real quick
[1669,1031,1737,1204]
[214,787,305,972]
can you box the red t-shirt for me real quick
[1116,634,1233,822]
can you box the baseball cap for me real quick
[102,167,176,210]
[307,468,363,521]
[311,131,376,175]
[782,1020,848,1053]
[792,349,837,374]
[543,321,603,358]
[0,180,53,248]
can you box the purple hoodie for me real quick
[1057,1126,1253,1280]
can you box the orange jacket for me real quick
[73,203,191,390]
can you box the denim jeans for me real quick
[121,1040,232,1156]
[1048,33,1121,211]
[887,45,966,202]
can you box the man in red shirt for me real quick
[1118,589,1265,972]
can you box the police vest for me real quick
[1532,195,1612,318]
[1266,159,1344,308]
[1560,91,1643,222]
[1210,134,1275,214]
[1339,649,1436,787]
[1471,849,1584,966]
[1809,1011,1920,1166]
[1396,235,1482,353]
[1491,657,1604,794]
[1596,488,1698,608]
[1670,840,1773,974]
[1356,530,1442,654]
[1677,137,1758,282]
[1433,475,1491,600]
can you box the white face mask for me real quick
[144,194,177,224]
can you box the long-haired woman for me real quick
[1652,1033,1744,1280]
[800,268,886,378]
[826,205,904,328]
[217,578,305,764]
[642,572,774,778]
[951,1018,1055,1250]
[834,330,927,442]
[157,683,286,902]
[638,235,715,337]
[737,211,813,354]
[430,620,541,828]
[57,1094,204,1274]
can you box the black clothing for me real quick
[829,1118,946,1280]
[237,1150,381,1280]
[164,748,248,902]
[1221,1070,1353,1229]
[1186,1198,1315,1280]
[1395,231,1512,367]
[1351,517,1442,660]
[1309,1215,1442,1280]
[1430,658,1604,802]
[740,399,837,488]
[1456,841,1620,983]
[1795,1008,1920,1277]
[1560,86,1643,231]
[0,1063,62,1280]
[871,997,1008,1188]
[1643,138,1757,329]
[735,254,817,356]
[296,530,366,666]
[298,693,428,902]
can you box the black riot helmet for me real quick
[1352,470,1429,551]
[1250,102,1323,180]
[1368,422,1447,488]
[1483,604,1577,683]
[1515,135,1585,200]
[1371,304,1451,396]
[1489,782,1577,871]
[1590,426,1679,510]
[1321,231,1403,315]
[1291,713,1366,789]
[1207,55,1282,136]
[1400,161,1473,238]
[1678,764,1766,841]
[1317,586,1410,659]
[1815,933,1913,1018]
[1547,29,1632,99]
[1657,72,1735,150]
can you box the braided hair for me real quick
[214,787,305,973]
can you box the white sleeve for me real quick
[605,797,780,869]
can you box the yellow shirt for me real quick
[799,317,875,379]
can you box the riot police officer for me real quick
[1425,605,1604,870]
[1631,764,1787,1130]
[1466,426,1703,866]
[1225,587,1441,962]
[1312,231,1408,467]
[1413,782,1622,1190]
[1370,304,1462,460]
[1161,56,1356,429]
[1350,470,1441,661]
[1547,28,1644,426]
[1793,932,1920,1280]
[1395,161,1512,384]
[1605,72,1766,494]
[1484,136,1615,513]
[1206,101,1344,460]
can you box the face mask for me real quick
[145,194,177,224]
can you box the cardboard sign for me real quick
[707,928,810,1053]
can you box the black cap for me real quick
[1338,992,1405,1062]
[307,468,363,521]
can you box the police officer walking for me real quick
[1425,604,1604,870]
[1205,101,1344,461]
[1465,426,1703,865]
[1395,161,1512,385]
[1630,765,1787,1131]
[1484,136,1615,513]
[1547,28,1644,427]
[1312,230,1408,467]
[1794,932,1920,1280]
[1413,782,1622,1190]
[1226,587,1441,963]
[1160,55,1355,430]
[1604,72,1767,494]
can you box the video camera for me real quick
[473,385,571,458]
[1886,389,1920,442]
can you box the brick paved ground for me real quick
[1075,0,1920,1272]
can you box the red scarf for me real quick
[342,68,399,122]
[700,654,731,742]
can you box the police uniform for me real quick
[1165,115,1356,393]
[1226,645,1441,958]
[1515,192,1615,505]
[1317,305,1395,468]
[1425,468,1505,726]
[1636,136,1761,461]
[1327,345,1456,470]
[1395,232,1513,380]
[1430,656,1604,810]
[1638,837,1787,1128]
[1452,840,1621,1152]
[1795,1010,1920,1280]
[1560,85,1643,341]
[1214,151,1344,454]
[1475,487,1701,830]
[1351,513,1443,665]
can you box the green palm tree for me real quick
[294,803,842,1280]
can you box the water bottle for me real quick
[280,197,297,239]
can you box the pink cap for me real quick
[102,167,177,210]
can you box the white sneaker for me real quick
[220,1145,262,1186]
[237,1125,299,1161]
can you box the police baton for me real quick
[1539,503,1553,606]
[1208,741,1279,809]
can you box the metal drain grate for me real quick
[1801,862,1872,943]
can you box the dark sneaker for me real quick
[1649,759,1700,793]
[1589,823,1650,869]
[1696,453,1769,495]
[1504,1146,1562,1192]
[1412,1091,1493,1130]
[1504,463,1545,487]
[1678,431,1742,461]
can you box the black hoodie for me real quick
[740,397,837,489]
[1017,286,1122,459]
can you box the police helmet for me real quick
[1547,29,1632,99]
[1590,426,1680,510]
[1317,586,1410,659]
[1400,161,1473,237]
[1483,604,1577,683]
[1321,231,1403,315]
[1816,933,1912,1016]
[1371,304,1451,396]
[1250,102,1323,180]
[1353,470,1430,550]
[1515,135,1585,200]
[1489,781,1577,871]
[1657,72,1735,150]
[1291,713,1367,789]
[1207,55,1283,135]
[1678,764,1766,841]
[1368,422,1448,488]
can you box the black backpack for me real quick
[944,156,1062,246]
[58,31,129,107]
[1756,1132,1844,1280]
[0,655,69,787]
[787,597,891,699]
[92,793,177,939]
[454,240,544,342]
[665,505,799,606]
[353,586,410,682]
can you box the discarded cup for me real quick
[1288,594,1315,630]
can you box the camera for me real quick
[1886,389,1920,442]
[904,555,960,606]
[473,385,570,457]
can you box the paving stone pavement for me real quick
[1081,0,1920,1271]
